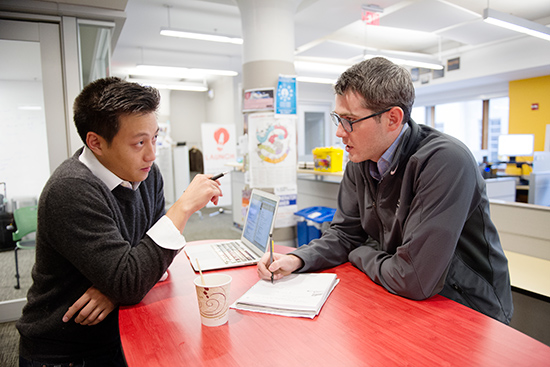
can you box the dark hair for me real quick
[334,57,415,123]
[73,77,160,146]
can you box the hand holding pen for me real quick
[257,251,304,282]
[210,171,229,181]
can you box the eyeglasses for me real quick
[330,107,392,133]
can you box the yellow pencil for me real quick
[270,234,274,284]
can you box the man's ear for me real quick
[86,132,105,156]
[386,107,404,132]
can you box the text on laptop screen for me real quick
[243,193,277,251]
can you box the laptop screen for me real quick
[243,192,278,252]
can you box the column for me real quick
[235,0,301,245]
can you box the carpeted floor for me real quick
[0,247,34,367]
[0,206,239,367]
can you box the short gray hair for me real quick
[334,57,415,123]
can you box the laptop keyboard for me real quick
[212,241,257,264]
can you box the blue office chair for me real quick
[9,205,38,289]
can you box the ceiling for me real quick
[2,0,549,90]
[109,0,550,86]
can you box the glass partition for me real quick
[78,22,113,87]
[0,39,50,208]
[434,100,483,153]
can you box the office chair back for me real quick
[12,205,38,289]
[12,205,38,242]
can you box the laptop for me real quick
[185,189,280,271]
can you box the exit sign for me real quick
[362,10,380,25]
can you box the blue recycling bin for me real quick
[294,206,336,247]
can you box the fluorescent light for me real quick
[294,60,350,74]
[18,105,42,111]
[483,8,550,42]
[129,79,208,92]
[296,56,442,75]
[131,65,238,79]
[296,76,336,85]
[154,84,208,92]
[362,55,444,70]
[387,57,444,70]
[160,28,243,44]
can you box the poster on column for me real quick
[248,112,296,189]
[201,123,236,207]
[275,74,297,115]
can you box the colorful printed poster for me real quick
[201,123,237,207]
[248,112,296,189]
[243,88,274,112]
[275,75,297,115]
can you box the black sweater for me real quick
[17,149,177,363]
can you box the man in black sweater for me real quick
[17,77,222,366]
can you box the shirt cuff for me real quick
[146,215,187,250]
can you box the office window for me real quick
[488,97,509,162]
[297,102,333,161]
[434,100,483,153]
[411,106,427,125]
[304,111,325,155]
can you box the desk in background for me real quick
[119,240,550,366]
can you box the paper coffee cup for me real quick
[194,273,232,327]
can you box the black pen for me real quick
[210,171,229,181]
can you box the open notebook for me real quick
[185,189,280,271]
[231,273,339,319]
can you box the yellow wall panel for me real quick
[509,75,550,152]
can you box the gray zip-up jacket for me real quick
[293,120,513,324]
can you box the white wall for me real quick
[206,76,238,128]
[298,82,335,104]
[414,35,550,106]
[169,75,241,150]
[169,90,207,149]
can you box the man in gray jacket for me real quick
[258,57,513,324]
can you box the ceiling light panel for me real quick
[328,21,440,55]
[295,40,365,59]
[483,8,550,42]
[160,28,243,44]
[381,0,479,33]
[438,19,520,45]
[132,65,238,79]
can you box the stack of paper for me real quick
[231,273,339,319]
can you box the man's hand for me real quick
[166,174,223,232]
[257,252,304,281]
[62,286,116,326]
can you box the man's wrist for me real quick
[288,254,305,272]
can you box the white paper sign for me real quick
[201,123,237,207]
[274,185,298,228]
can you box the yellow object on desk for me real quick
[313,147,343,172]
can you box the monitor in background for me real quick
[497,134,535,163]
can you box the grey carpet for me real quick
[0,205,239,367]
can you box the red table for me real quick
[119,241,550,366]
